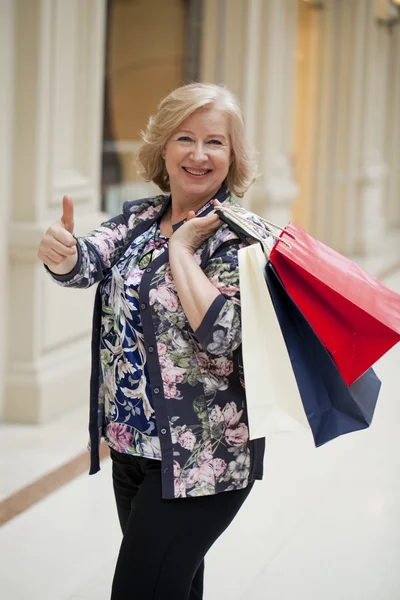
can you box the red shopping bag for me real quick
[269,222,400,385]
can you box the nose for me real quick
[191,141,207,162]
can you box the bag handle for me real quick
[215,210,252,247]
[216,206,276,257]
[219,204,284,235]
[216,205,294,253]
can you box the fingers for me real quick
[37,195,77,268]
[203,213,222,226]
[40,256,60,270]
[51,227,76,250]
[187,213,222,233]
[37,248,65,268]
[61,195,75,233]
[37,226,77,265]
[47,223,76,250]
[43,248,72,265]
[187,207,222,223]
[37,245,75,265]
[38,241,76,266]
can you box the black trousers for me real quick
[110,448,254,600]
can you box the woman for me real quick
[37,83,268,600]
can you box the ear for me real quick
[161,147,166,160]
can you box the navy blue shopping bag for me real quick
[265,263,382,447]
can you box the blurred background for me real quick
[0,2,400,599]
[0,0,399,426]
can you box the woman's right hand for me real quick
[37,195,78,275]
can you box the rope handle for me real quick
[216,205,293,253]
[219,204,284,234]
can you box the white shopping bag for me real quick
[238,243,310,439]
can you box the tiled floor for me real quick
[0,270,399,600]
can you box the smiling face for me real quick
[162,105,232,206]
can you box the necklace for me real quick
[138,222,168,270]
[159,205,173,237]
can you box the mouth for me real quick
[182,167,212,178]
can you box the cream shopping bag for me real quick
[238,243,310,440]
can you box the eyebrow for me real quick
[176,129,228,141]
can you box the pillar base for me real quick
[5,338,92,424]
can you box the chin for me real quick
[183,179,219,194]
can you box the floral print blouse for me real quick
[47,185,267,499]
[100,221,169,461]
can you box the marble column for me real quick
[385,22,400,231]
[0,0,15,418]
[252,0,299,226]
[5,0,107,423]
[309,0,371,252]
[355,0,389,259]
[200,0,299,222]
[300,0,399,274]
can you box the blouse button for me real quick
[154,387,160,394]
[145,267,152,273]
[148,346,155,353]
[140,303,147,310]
[160,428,167,435]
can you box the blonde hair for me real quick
[137,83,258,198]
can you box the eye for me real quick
[208,139,223,145]
[177,136,193,142]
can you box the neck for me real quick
[169,187,222,224]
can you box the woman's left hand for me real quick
[169,200,223,254]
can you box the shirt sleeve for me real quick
[45,203,134,289]
[192,239,245,357]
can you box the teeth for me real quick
[184,168,209,175]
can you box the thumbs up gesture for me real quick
[37,195,78,274]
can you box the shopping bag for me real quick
[238,243,310,440]
[265,262,382,447]
[269,221,400,385]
